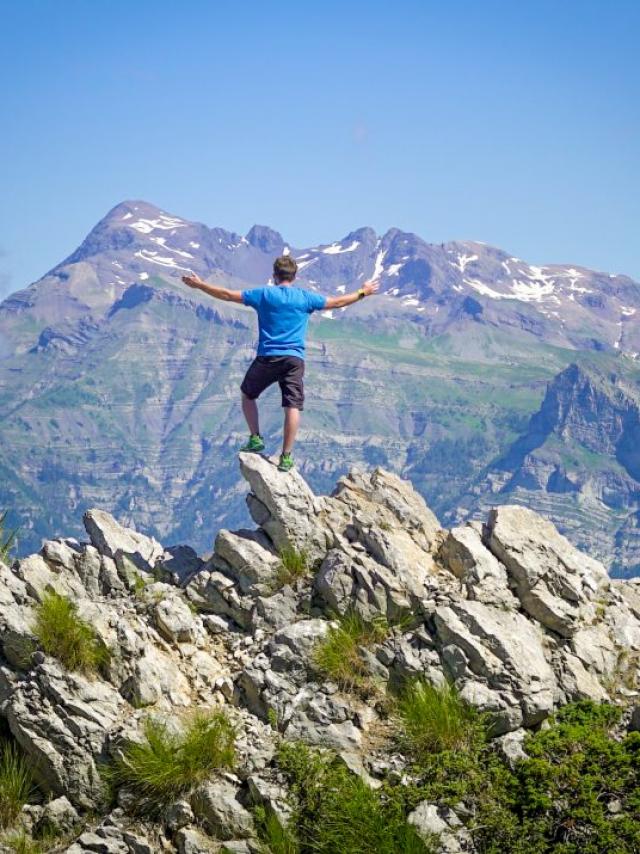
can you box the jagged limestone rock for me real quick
[5,660,125,809]
[37,795,79,835]
[175,827,217,853]
[15,552,87,602]
[407,801,471,852]
[554,649,609,702]
[315,547,416,620]
[83,508,165,570]
[433,599,556,730]
[213,528,281,594]
[239,452,327,559]
[186,567,255,629]
[191,779,255,840]
[438,522,517,609]
[153,596,197,644]
[614,578,640,620]
[332,467,442,552]
[485,504,609,636]
[155,544,204,586]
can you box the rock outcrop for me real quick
[0,455,639,852]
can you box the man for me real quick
[182,255,379,471]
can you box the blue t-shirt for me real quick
[241,285,327,359]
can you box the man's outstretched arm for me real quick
[181,274,243,303]
[325,279,379,310]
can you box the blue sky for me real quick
[1,0,638,298]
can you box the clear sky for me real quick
[1,0,638,299]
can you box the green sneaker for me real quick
[240,434,265,453]
[278,452,294,472]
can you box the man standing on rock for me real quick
[182,255,379,471]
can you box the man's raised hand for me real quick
[182,274,203,289]
[362,278,380,296]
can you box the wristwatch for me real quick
[357,288,366,299]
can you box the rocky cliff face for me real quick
[0,458,638,851]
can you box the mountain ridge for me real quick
[1,200,640,575]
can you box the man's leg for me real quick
[241,392,260,436]
[240,357,278,452]
[282,406,300,455]
[278,358,304,468]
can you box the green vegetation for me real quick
[1,830,43,853]
[0,742,33,829]
[264,700,640,854]
[254,805,299,854]
[393,699,640,854]
[32,591,111,675]
[395,679,484,759]
[267,707,280,731]
[0,511,18,563]
[2,826,69,854]
[509,702,640,853]
[272,741,430,854]
[109,710,236,815]
[274,546,310,589]
[312,611,389,694]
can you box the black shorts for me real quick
[240,355,305,410]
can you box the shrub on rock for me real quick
[110,710,236,816]
[32,591,110,675]
[312,611,389,694]
[396,679,484,759]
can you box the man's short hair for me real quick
[273,255,298,283]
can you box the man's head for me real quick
[273,255,297,285]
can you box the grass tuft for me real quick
[276,741,429,854]
[1,830,43,853]
[0,741,33,830]
[313,611,389,694]
[109,710,236,815]
[254,804,299,854]
[32,591,111,675]
[395,679,482,760]
[0,511,18,564]
[274,546,310,589]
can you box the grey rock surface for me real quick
[0,458,637,849]
[191,779,255,840]
[485,504,609,636]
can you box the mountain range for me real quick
[1,199,639,575]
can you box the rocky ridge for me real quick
[0,456,639,852]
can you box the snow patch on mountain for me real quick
[511,279,556,302]
[322,240,360,255]
[134,250,192,272]
[450,253,478,273]
[149,237,194,259]
[372,249,386,281]
[128,215,186,234]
